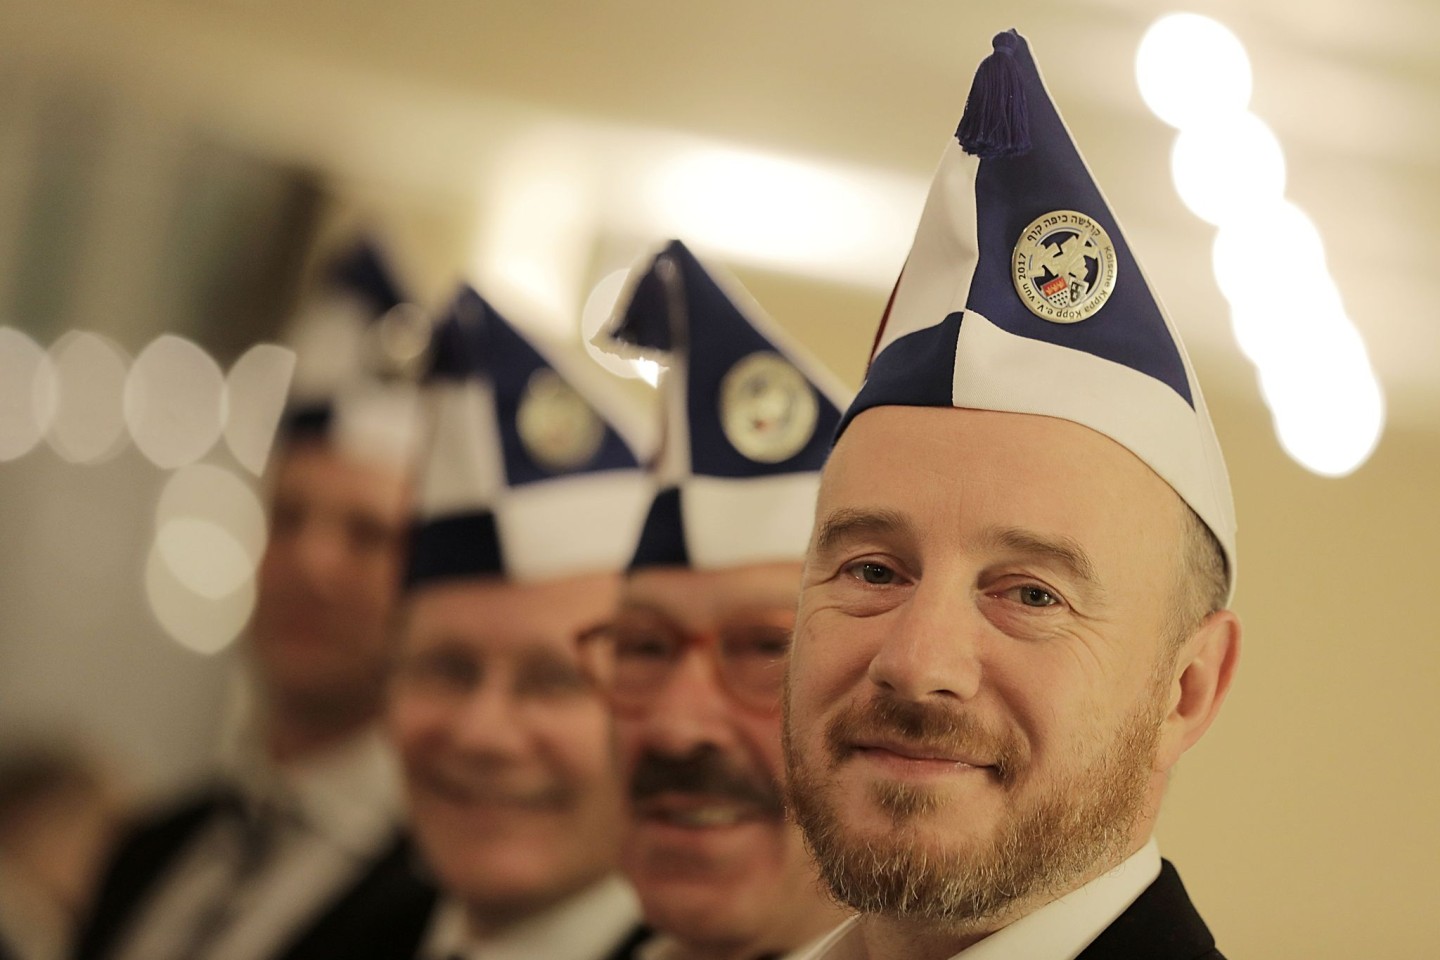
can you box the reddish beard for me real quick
[783,688,1165,927]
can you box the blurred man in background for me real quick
[386,285,653,959]
[76,241,437,960]
[581,242,849,960]
[783,31,1240,960]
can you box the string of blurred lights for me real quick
[0,325,290,655]
[1137,12,1384,477]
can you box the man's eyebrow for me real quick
[983,526,1104,594]
[813,508,914,556]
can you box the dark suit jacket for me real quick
[608,860,1220,960]
[599,926,653,960]
[73,791,437,960]
[1078,859,1224,960]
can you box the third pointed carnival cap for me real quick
[844,29,1237,595]
[601,240,851,571]
[406,285,653,586]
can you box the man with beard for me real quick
[386,284,653,960]
[782,30,1241,960]
[78,241,436,960]
[581,241,851,960]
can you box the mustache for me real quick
[825,696,1022,783]
[630,745,785,815]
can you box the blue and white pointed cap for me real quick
[603,240,851,571]
[406,285,653,587]
[278,239,429,468]
[844,29,1237,594]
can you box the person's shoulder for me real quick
[1079,860,1225,960]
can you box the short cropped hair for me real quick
[1166,506,1230,650]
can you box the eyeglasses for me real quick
[577,608,794,716]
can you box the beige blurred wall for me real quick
[1,1,1437,957]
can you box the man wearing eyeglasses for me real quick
[582,242,851,960]
[385,286,653,960]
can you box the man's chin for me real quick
[628,867,771,953]
[625,813,783,881]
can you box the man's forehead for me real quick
[406,575,614,647]
[622,563,803,623]
[818,406,1188,556]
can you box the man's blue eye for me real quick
[1018,586,1058,607]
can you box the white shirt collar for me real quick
[797,839,1162,960]
[419,874,641,960]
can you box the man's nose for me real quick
[866,578,985,703]
[449,683,529,758]
[635,648,740,757]
[289,520,350,593]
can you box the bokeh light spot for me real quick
[125,335,227,469]
[46,331,130,464]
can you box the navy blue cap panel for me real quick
[610,247,679,352]
[424,289,488,381]
[962,36,1193,408]
[672,246,842,478]
[486,305,640,487]
[328,242,405,315]
[628,486,689,571]
[405,510,504,587]
[838,313,964,437]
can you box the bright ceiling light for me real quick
[125,335,228,469]
[0,327,57,462]
[148,462,267,653]
[1262,355,1385,478]
[641,145,919,287]
[474,129,596,335]
[225,343,296,476]
[46,331,130,464]
[156,518,254,600]
[1171,112,1286,226]
[1137,13,1253,130]
[155,463,268,571]
[145,541,256,655]
[1212,201,1327,309]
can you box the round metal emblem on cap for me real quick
[719,351,819,464]
[1012,210,1118,323]
[516,369,606,473]
[365,303,432,380]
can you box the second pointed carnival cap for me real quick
[406,285,655,587]
[845,29,1237,596]
[602,240,852,571]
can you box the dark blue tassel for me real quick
[955,30,1031,159]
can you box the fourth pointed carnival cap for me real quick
[277,238,430,470]
[406,285,653,587]
[846,29,1237,595]
[601,240,851,571]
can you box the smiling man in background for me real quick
[386,284,654,960]
[77,241,436,960]
[581,241,851,960]
[783,30,1241,960]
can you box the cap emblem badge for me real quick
[719,351,818,464]
[1012,210,1118,323]
[516,368,605,472]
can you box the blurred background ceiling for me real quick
[5,0,1436,438]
